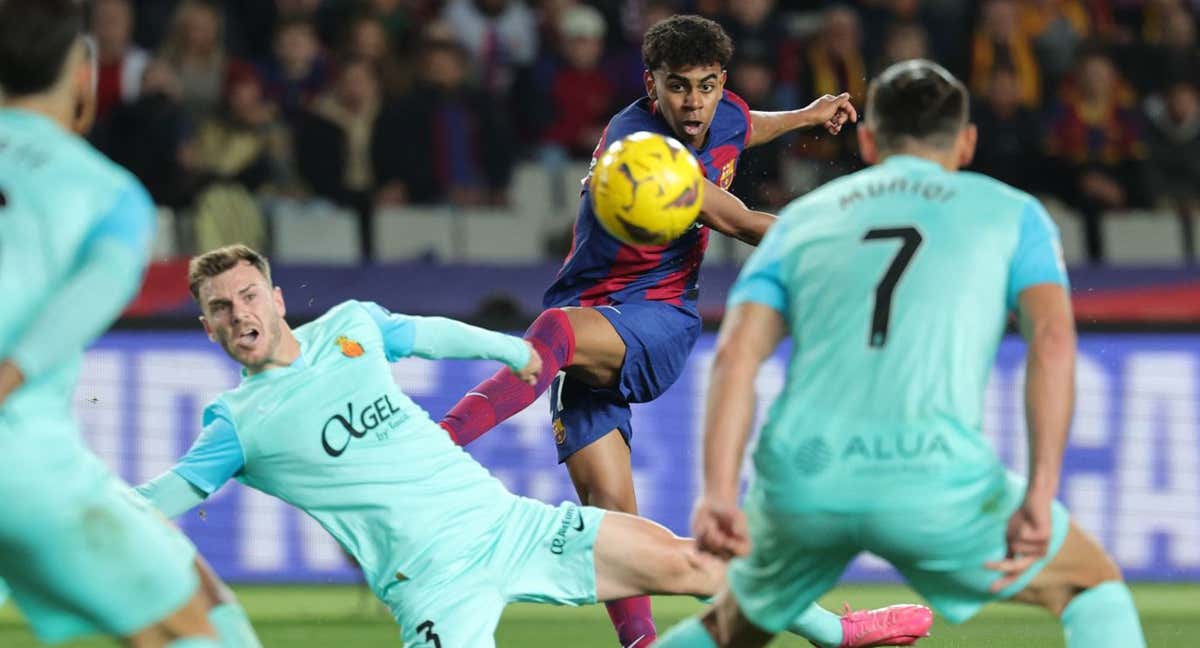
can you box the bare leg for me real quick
[1010,521,1122,615]
[124,586,216,648]
[593,510,726,600]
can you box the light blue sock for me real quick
[209,602,263,648]
[1062,581,1146,648]
[166,638,220,648]
[657,616,718,647]
[787,603,844,648]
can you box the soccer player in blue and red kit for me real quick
[440,15,931,648]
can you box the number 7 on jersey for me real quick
[863,227,923,348]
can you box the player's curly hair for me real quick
[867,59,969,151]
[642,15,733,72]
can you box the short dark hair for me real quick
[642,15,733,72]
[0,0,85,97]
[867,59,969,151]
[189,244,272,301]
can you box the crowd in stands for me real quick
[83,0,1200,263]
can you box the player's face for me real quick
[198,261,287,371]
[645,64,726,148]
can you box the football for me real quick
[589,131,705,247]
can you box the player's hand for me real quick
[802,92,858,136]
[691,496,750,560]
[513,341,542,386]
[984,496,1053,592]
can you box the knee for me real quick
[1042,559,1125,618]
[580,484,637,513]
[647,537,724,597]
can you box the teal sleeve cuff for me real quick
[135,470,209,519]
[411,317,531,370]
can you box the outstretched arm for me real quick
[698,179,776,246]
[136,403,245,518]
[362,302,540,384]
[0,184,154,406]
[748,93,858,148]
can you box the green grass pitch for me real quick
[2,583,1194,646]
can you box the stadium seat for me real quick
[1041,198,1088,267]
[373,206,456,261]
[151,206,177,260]
[1102,209,1185,265]
[270,199,362,265]
[460,207,544,262]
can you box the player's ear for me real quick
[274,286,286,317]
[857,126,879,165]
[199,316,217,343]
[718,69,727,88]
[957,124,978,168]
[643,70,656,101]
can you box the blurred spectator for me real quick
[1131,4,1200,95]
[295,58,383,222]
[343,14,411,98]
[184,69,288,252]
[372,39,515,207]
[721,0,796,105]
[442,0,538,98]
[92,0,150,121]
[185,68,295,197]
[971,66,1045,190]
[857,0,922,67]
[1143,81,1200,221]
[258,17,328,123]
[1045,48,1148,262]
[607,0,677,102]
[1019,0,1091,91]
[795,4,867,180]
[875,21,930,74]
[158,0,246,121]
[318,0,419,56]
[727,53,786,210]
[541,5,617,160]
[93,60,194,208]
[970,0,1041,108]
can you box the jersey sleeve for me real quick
[728,223,790,315]
[9,182,155,378]
[360,300,417,361]
[360,301,530,370]
[171,400,246,496]
[723,90,753,148]
[1007,200,1069,310]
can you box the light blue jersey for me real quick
[730,155,1067,512]
[149,301,533,596]
[0,108,154,429]
[0,109,203,644]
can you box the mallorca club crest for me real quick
[335,335,364,358]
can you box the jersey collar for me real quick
[880,154,946,172]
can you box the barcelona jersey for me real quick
[544,90,753,311]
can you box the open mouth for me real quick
[236,328,260,349]
[681,120,704,136]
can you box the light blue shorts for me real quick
[729,471,1070,630]
[0,425,198,643]
[384,498,605,647]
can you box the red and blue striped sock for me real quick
[440,308,575,445]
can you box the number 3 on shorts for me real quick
[415,620,441,647]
